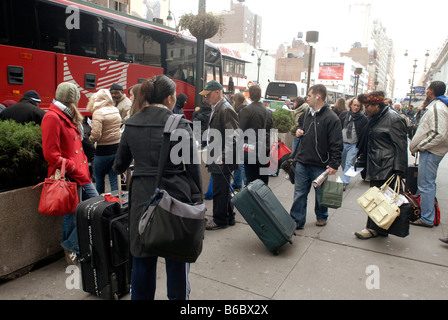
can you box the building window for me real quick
[108,0,129,14]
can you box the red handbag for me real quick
[33,158,79,216]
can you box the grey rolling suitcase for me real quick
[231,179,296,255]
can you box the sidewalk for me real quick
[1,156,447,300]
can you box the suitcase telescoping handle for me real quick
[117,174,123,208]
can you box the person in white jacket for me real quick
[87,89,122,194]
[409,81,448,227]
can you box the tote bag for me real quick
[318,177,343,209]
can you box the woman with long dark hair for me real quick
[113,75,202,299]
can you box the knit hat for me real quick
[23,90,41,103]
[55,82,80,104]
[110,83,123,91]
[358,91,385,105]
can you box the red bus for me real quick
[0,0,223,119]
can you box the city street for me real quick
[1,153,447,301]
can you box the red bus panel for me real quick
[0,45,56,108]
[56,54,163,114]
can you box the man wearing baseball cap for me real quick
[0,90,45,124]
[200,80,239,230]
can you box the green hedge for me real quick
[0,120,47,191]
[272,109,293,133]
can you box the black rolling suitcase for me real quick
[407,154,419,195]
[76,179,130,299]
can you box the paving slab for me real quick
[273,240,448,300]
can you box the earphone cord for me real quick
[301,111,330,164]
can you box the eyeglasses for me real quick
[205,91,217,98]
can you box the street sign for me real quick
[413,86,426,94]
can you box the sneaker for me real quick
[205,221,227,230]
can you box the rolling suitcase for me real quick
[407,154,419,195]
[76,179,130,300]
[231,179,296,255]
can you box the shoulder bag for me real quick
[33,158,79,216]
[138,114,207,263]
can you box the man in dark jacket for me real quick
[290,84,343,229]
[238,84,273,185]
[0,90,45,124]
[200,80,239,230]
[173,93,188,115]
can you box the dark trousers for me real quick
[211,172,235,226]
[244,163,269,185]
[131,256,190,300]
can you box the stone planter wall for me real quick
[0,186,63,279]
[278,132,294,150]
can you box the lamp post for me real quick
[251,49,269,85]
[195,0,207,108]
[404,49,428,105]
[166,10,176,28]
[354,67,363,97]
[306,31,319,92]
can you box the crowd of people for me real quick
[1,77,447,300]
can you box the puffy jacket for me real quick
[410,99,448,157]
[41,103,91,185]
[357,106,408,181]
[87,89,122,146]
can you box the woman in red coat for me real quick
[41,82,98,264]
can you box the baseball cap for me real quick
[199,80,223,95]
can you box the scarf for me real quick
[343,110,363,139]
[53,99,83,137]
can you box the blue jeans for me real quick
[292,137,301,152]
[341,142,358,186]
[94,153,118,194]
[61,182,99,254]
[290,162,328,228]
[232,164,247,189]
[417,151,444,225]
[131,256,190,300]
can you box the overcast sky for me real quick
[170,0,448,98]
